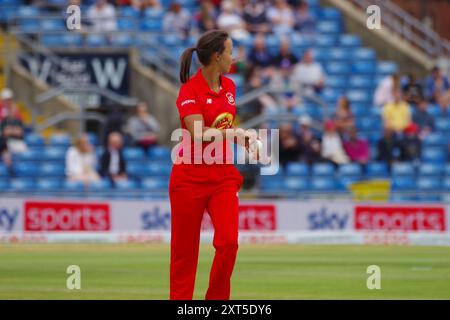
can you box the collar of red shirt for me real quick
[192,68,224,97]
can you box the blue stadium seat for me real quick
[377,61,398,76]
[367,162,388,178]
[416,177,442,191]
[86,34,108,47]
[284,177,309,192]
[392,176,416,190]
[127,162,147,177]
[110,33,134,47]
[89,179,112,191]
[140,19,163,31]
[319,7,341,20]
[418,163,444,177]
[0,179,9,191]
[444,177,450,190]
[325,62,351,75]
[356,117,382,132]
[339,34,361,47]
[315,34,337,47]
[348,76,374,89]
[17,5,39,17]
[286,162,309,176]
[435,118,450,131]
[115,179,139,190]
[144,7,164,19]
[148,146,172,160]
[10,178,35,191]
[119,6,141,18]
[259,176,284,193]
[14,162,39,177]
[49,134,71,147]
[352,61,376,74]
[321,88,343,103]
[0,164,9,177]
[421,147,447,163]
[312,163,335,176]
[326,75,347,89]
[337,176,360,190]
[346,90,370,104]
[43,147,66,161]
[311,177,337,191]
[18,18,39,32]
[118,18,138,31]
[316,21,340,34]
[39,163,65,177]
[40,19,65,31]
[64,180,84,191]
[141,177,169,191]
[36,179,63,191]
[25,133,45,147]
[337,163,362,176]
[146,162,171,176]
[124,148,146,161]
[391,162,415,176]
[13,148,41,161]
[423,133,447,147]
[351,48,376,60]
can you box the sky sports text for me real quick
[170,123,279,175]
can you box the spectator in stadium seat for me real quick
[425,66,450,111]
[401,72,424,106]
[321,120,350,165]
[65,134,100,186]
[333,96,355,135]
[0,88,23,122]
[273,37,298,72]
[382,89,412,134]
[248,33,274,68]
[266,0,295,36]
[0,135,12,168]
[412,99,435,138]
[0,116,28,154]
[99,132,128,184]
[376,126,400,166]
[243,0,270,34]
[291,49,326,95]
[163,1,192,39]
[87,0,118,32]
[195,0,218,32]
[279,122,301,167]
[297,115,323,164]
[126,101,160,152]
[294,0,317,35]
[399,123,421,162]
[217,1,250,41]
[343,126,370,166]
[374,73,400,108]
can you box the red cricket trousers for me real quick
[169,163,243,300]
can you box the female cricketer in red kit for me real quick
[169,30,254,300]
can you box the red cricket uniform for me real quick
[169,68,243,300]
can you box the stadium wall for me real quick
[1,196,450,246]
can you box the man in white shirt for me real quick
[374,73,400,108]
[291,49,326,95]
[87,0,118,32]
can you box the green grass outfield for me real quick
[1,243,450,299]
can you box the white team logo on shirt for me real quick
[226,92,235,105]
[206,98,212,104]
[181,99,196,106]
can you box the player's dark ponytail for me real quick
[179,29,229,84]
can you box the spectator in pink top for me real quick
[343,126,370,165]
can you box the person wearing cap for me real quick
[321,119,350,165]
[0,88,23,122]
[399,123,421,162]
